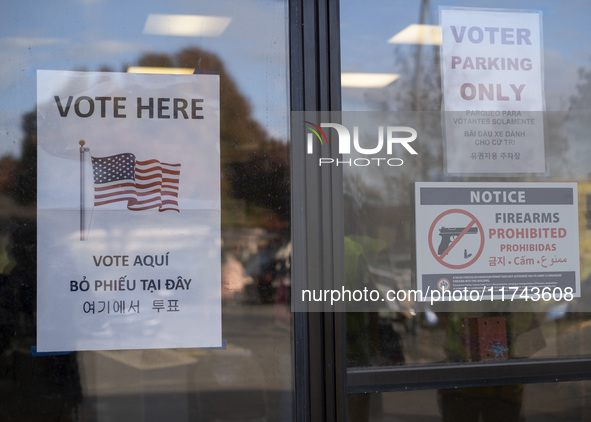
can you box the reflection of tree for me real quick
[570,65,591,110]
[136,47,290,230]
[366,44,442,113]
[570,63,591,280]
[0,108,82,420]
[9,111,36,206]
[0,157,18,195]
[343,41,442,247]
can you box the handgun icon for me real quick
[437,226,478,256]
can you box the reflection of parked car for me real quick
[368,254,443,332]
[244,241,291,304]
[221,253,252,302]
[544,272,591,321]
[367,263,417,334]
[257,259,277,303]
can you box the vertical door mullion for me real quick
[290,0,346,421]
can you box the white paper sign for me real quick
[37,70,221,351]
[440,8,545,173]
[415,182,580,301]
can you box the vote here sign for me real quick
[440,8,545,174]
[37,70,222,352]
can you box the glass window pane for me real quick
[340,0,591,368]
[1,1,291,420]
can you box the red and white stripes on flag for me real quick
[91,153,180,212]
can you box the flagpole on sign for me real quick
[79,140,89,241]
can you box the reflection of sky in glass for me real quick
[1,0,288,158]
[340,0,591,112]
[4,0,591,166]
[340,0,591,178]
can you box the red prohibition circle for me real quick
[427,208,485,270]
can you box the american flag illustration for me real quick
[91,153,181,212]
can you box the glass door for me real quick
[338,1,591,420]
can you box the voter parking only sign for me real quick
[415,182,580,301]
[440,8,545,174]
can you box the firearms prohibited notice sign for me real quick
[428,209,485,269]
[415,182,580,302]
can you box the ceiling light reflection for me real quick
[127,67,195,74]
[143,14,232,37]
[388,24,442,45]
[341,73,400,88]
